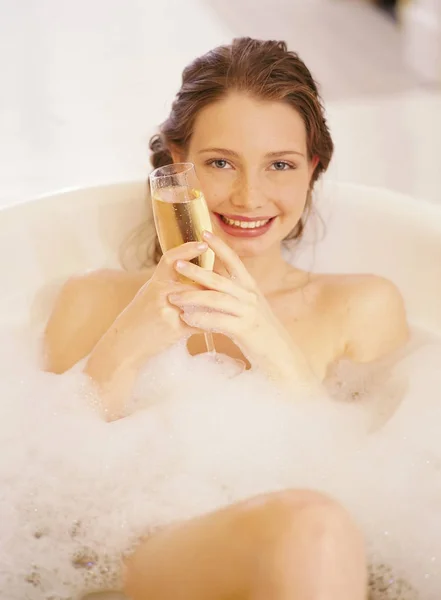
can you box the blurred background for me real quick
[0,0,440,208]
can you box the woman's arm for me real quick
[83,308,147,420]
[43,270,147,374]
[168,232,320,391]
[43,243,207,420]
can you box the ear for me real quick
[310,155,320,173]
[308,155,320,184]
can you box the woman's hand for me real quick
[111,241,209,367]
[167,232,316,386]
[85,242,208,419]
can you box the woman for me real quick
[44,38,409,599]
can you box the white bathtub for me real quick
[0,180,440,334]
[1,180,441,599]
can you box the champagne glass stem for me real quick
[204,332,216,355]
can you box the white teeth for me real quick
[221,216,271,229]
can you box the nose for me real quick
[230,172,265,211]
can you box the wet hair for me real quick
[132,37,334,267]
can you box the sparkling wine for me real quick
[152,186,214,269]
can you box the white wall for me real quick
[1,0,439,210]
[0,0,231,208]
[402,0,441,83]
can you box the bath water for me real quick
[0,324,440,599]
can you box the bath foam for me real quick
[0,326,441,599]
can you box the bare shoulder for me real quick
[313,272,410,362]
[50,267,154,321]
[65,267,153,301]
[44,267,154,373]
[316,272,402,302]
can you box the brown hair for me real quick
[137,37,333,267]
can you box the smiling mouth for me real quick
[217,214,275,230]
[214,213,276,238]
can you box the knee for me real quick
[238,489,364,553]
[240,490,367,596]
[283,489,361,538]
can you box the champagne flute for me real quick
[149,162,245,376]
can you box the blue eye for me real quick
[208,159,231,169]
[271,161,293,171]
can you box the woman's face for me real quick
[181,93,318,258]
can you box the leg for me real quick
[123,489,367,600]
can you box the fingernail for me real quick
[175,260,186,270]
[197,242,208,250]
[202,230,213,239]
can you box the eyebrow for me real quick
[198,147,305,158]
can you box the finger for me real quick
[158,242,209,275]
[168,290,244,317]
[174,260,248,300]
[180,310,239,336]
[157,280,206,298]
[139,274,204,300]
[202,231,255,289]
